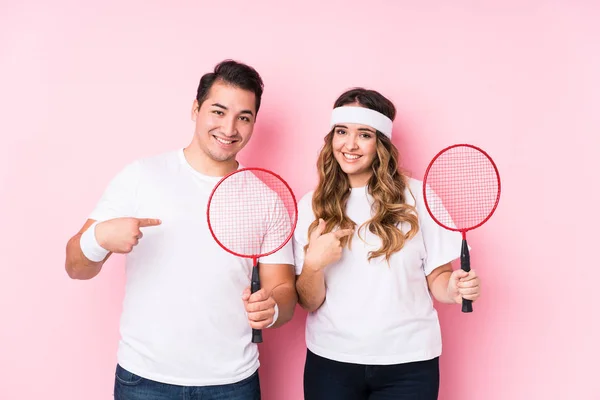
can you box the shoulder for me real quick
[135,149,181,172]
[110,149,181,183]
[403,176,424,207]
[243,169,288,203]
[104,150,181,187]
[405,176,423,190]
[294,190,316,240]
[297,190,316,217]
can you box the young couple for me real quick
[65,59,481,400]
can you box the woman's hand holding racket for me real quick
[447,269,481,305]
[423,143,501,313]
[304,218,354,272]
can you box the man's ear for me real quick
[191,99,200,121]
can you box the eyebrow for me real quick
[335,124,376,133]
[211,103,254,116]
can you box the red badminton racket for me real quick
[207,168,298,343]
[423,144,501,313]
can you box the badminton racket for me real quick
[423,144,501,313]
[207,168,298,342]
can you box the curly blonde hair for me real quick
[306,88,419,262]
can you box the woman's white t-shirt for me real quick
[293,178,463,365]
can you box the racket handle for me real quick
[460,239,473,313]
[250,264,263,343]
[252,328,262,343]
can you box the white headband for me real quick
[330,106,393,138]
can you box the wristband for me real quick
[79,221,109,262]
[267,303,279,328]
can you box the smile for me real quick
[213,136,237,145]
[343,153,361,160]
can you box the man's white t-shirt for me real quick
[88,149,294,386]
[293,178,463,365]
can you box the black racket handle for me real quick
[250,264,263,343]
[460,239,473,313]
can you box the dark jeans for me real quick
[303,350,439,400]
[114,364,261,400]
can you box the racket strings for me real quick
[425,146,499,230]
[208,170,297,257]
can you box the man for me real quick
[65,60,297,399]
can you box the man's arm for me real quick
[258,262,297,328]
[242,262,297,329]
[65,219,110,280]
[65,217,161,280]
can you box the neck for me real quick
[183,142,238,177]
[348,171,373,188]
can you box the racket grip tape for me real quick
[460,239,473,313]
[250,264,263,343]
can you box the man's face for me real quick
[192,80,257,163]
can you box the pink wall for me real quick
[1,1,598,399]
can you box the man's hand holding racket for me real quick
[304,219,354,272]
[242,288,278,330]
[95,217,162,254]
[447,269,481,305]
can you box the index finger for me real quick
[137,218,162,227]
[460,269,478,281]
[333,229,353,239]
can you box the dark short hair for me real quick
[196,60,264,115]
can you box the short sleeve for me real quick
[410,179,464,275]
[292,191,316,275]
[259,240,294,265]
[88,161,141,222]
[258,191,295,265]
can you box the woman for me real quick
[293,88,481,399]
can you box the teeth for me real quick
[343,153,360,160]
[215,137,234,145]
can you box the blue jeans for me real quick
[113,364,261,400]
[303,350,439,400]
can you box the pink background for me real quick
[1,1,599,399]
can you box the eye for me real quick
[239,116,251,122]
[360,133,373,139]
[335,128,346,135]
[212,110,224,116]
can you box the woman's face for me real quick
[331,108,378,187]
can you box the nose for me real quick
[344,133,359,151]
[221,116,237,137]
